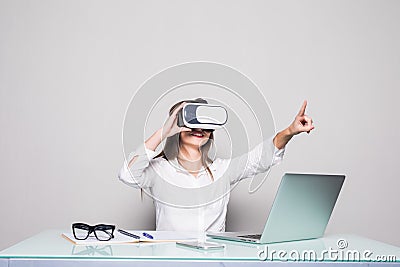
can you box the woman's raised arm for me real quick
[273,100,314,149]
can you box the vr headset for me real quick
[177,103,228,130]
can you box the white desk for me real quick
[0,230,399,266]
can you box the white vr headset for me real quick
[177,103,228,130]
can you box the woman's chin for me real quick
[181,138,209,147]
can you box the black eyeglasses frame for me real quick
[72,223,115,241]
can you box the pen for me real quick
[117,229,140,239]
[142,232,154,239]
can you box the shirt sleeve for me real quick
[118,143,158,189]
[228,137,285,185]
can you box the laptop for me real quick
[207,173,345,244]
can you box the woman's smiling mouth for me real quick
[189,130,205,138]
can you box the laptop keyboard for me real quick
[237,234,261,240]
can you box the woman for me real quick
[118,98,314,232]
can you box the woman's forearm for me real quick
[273,127,294,150]
[128,128,163,168]
[145,128,164,151]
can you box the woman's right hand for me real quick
[161,102,191,140]
[145,102,192,152]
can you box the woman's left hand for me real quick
[288,100,314,135]
[273,100,314,149]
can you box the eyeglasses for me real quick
[72,223,115,241]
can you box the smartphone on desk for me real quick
[176,241,225,250]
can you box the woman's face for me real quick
[179,129,212,148]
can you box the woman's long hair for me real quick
[154,98,215,181]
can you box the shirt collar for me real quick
[169,157,217,175]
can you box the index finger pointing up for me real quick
[297,100,308,116]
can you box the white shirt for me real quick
[118,137,284,232]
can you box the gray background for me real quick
[1,0,399,250]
